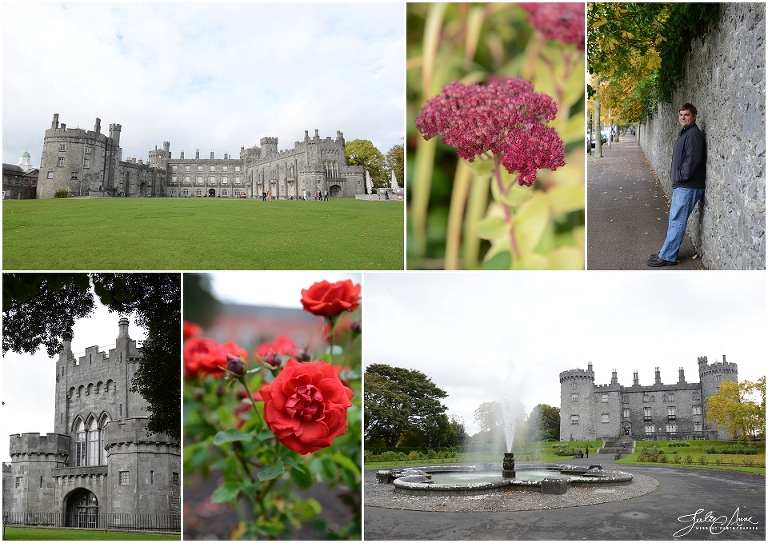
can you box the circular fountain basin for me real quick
[379,464,633,496]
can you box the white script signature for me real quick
[674,507,759,537]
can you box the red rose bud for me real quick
[295,348,311,362]
[351,319,362,335]
[263,351,281,367]
[227,354,245,377]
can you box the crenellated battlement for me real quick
[559,368,595,383]
[9,433,70,457]
[103,418,178,451]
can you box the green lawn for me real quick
[3,198,404,269]
[614,439,765,474]
[3,527,179,540]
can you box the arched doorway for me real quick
[622,422,631,436]
[208,188,216,197]
[65,488,98,528]
[329,184,341,198]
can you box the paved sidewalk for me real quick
[587,135,706,270]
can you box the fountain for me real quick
[501,452,516,479]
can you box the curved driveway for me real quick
[364,459,764,540]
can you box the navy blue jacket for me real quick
[670,124,706,189]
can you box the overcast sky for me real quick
[209,271,361,308]
[364,272,767,436]
[1,300,147,463]
[2,2,404,166]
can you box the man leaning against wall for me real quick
[647,103,706,267]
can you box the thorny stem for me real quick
[241,377,265,427]
[492,155,520,259]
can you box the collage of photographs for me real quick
[0,2,765,542]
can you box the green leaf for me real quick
[189,445,209,468]
[292,498,323,521]
[210,481,241,503]
[548,185,586,214]
[213,428,251,445]
[468,158,494,176]
[482,250,512,270]
[512,192,550,254]
[474,216,510,240]
[332,453,360,475]
[257,460,285,482]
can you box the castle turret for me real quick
[654,367,662,385]
[559,364,596,441]
[699,355,738,439]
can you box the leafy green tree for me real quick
[473,401,504,433]
[706,378,766,443]
[183,273,221,328]
[384,141,404,188]
[363,363,449,447]
[526,404,560,441]
[2,273,181,441]
[345,139,387,188]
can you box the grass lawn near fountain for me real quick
[613,439,765,474]
[364,441,603,469]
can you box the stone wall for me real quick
[638,3,765,269]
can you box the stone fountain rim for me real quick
[383,463,633,494]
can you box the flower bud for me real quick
[227,354,245,377]
[295,348,312,362]
[351,319,362,335]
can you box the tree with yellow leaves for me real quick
[706,377,766,443]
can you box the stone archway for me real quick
[622,422,631,436]
[208,188,216,197]
[329,184,342,198]
[64,488,98,528]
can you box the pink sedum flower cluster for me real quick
[520,3,585,51]
[415,78,566,186]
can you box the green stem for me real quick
[492,156,520,260]
[445,159,472,270]
[241,377,265,427]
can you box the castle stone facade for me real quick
[36,113,366,199]
[559,356,738,442]
[4,319,180,530]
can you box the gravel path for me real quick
[364,470,659,513]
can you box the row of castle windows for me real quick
[172,164,241,173]
[174,188,240,197]
[69,381,115,398]
[170,176,242,185]
[571,414,704,433]
[572,391,700,403]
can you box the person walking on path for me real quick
[585,444,589,459]
[647,103,706,267]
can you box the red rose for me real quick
[259,360,354,454]
[184,321,203,340]
[300,280,361,317]
[255,336,299,366]
[184,338,247,378]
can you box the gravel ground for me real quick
[364,470,659,513]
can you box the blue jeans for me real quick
[658,187,704,262]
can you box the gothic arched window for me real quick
[75,419,86,467]
[87,418,99,466]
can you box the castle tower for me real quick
[699,355,738,439]
[259,137,278,158]
[7,433,70,517]
[559,363,596,441]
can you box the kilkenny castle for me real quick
[36,113,365,199]
[4,319,180,529]
[560,356,738,442]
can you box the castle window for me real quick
[59,144,66,152]
[694,422,702,431]
[171,176,177,183]
[669,393,675,401]
[692,405,702,415]
[666,423,676,433]
[185,165,190,172]
[651,395,656,402]
[693,391,700,400]
[195,189,202,197]
[208,176,215,184]
[571,382,577,389]
[182,189,190,196]
[57,157,65,167]
[76,420,86,466]
[715,375,721,383]
[622,395,629,404]
[150,471,154,485]
[83,158,90,169]
[209,165,215,172]
[643,394,650,402]
[172,165,177,173]
[601,413,609,423]
[173,472,180,486]
[15,476,22,488]
[99,414,110,465]
[601,394,608,403]
[644,425,654,434]
[222,189,229,197]
[643,407,652,421]
[85,146,92,154]
[571,394,578,402]
[197,165,203,172]
[184,176,191,184]
[235,165,240,172]
[570,414,579,425]
[196,176,203,185]
[222,176,228,184]
[47,171,53,179]
[662,394,667,402]
[623,409,630,419]
[87,418,99,466]
[223,165,229,172]
[119,471,129,485]
[235,177,241,185]
[667,406,676,420]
